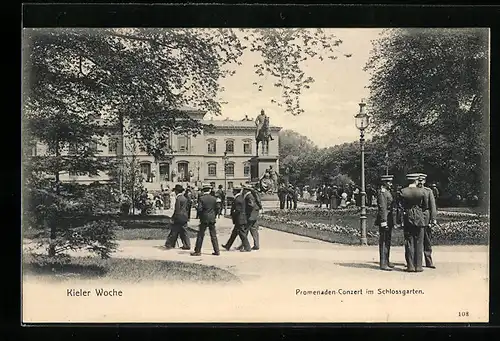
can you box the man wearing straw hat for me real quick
[418,173,437,269]
[236,182,262,251]
[400,173,429,272]
[375,174,397,271]
[191,183,220,256]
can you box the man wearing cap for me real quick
[375,174,397,271]
[191,184,220,256]
[222,185,252,252]
[418,173,437,269]
[400,173,429,272]
[165,184,191,250]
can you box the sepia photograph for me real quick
[21,27,490,323]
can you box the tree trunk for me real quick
[48,143,60,257]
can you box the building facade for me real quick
[30,107,282,191]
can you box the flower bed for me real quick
[260,209,489,246]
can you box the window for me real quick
[244,163,251,177]
[208,163,217,177]
[243,140,252,154]
[108,137,118,154]
[225,162,234,177]
[228,181,234,189]
[207,139,216,154]
[159,163,170,181]
[178,136,188,152]
[225,140,234,154]
[68,143,77,155]
[89,140,98,152]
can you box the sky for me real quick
[210,28,385,148]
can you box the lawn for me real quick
[22,253,240,284]
[23,215,198,241]
[260,208,489,246]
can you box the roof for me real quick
[176,105,205,113]
[200,119,282,131]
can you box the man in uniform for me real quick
[191,184,220,256]
[400,173,428,272]
[375,174,397,271]
[255,109,274,141]
[418,173,437,269]
[222,185,252,252]
[165,184,191,250]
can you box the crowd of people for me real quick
[164,181,262,256]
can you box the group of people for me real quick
[164,181,262,256]
[375,172,437,272]
[277,183,299,210]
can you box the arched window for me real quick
[207,139,217,154]
[225,139,234,154]
[225,162,235,177]
[108,136,118,154]
[68,143,77,155]
[207,162,217,177]
[243,139,252,155]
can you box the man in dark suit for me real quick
[418,173,437,269]
[237,183,262,251]
[165,184,191,250]
[191,184,220,256]
[184,187,193,222]
[286,184,294,209]
[222,185,252,252]
[400,173,429,272]
[278,183,287,209]
[375,174,397,271]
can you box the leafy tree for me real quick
[364,28,489,201]
[23,28,351,159]
[278,129,320,186]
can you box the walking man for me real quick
[237,183,262,251]
[191,184,220,256]
[222,185,252,252]
[375,174,397,271]
[165,184,191,250]
[400,173,428,272]
[418,173,437,269]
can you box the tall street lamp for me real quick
[196,161,201,182]
[223,151,228,215]
[355,98,371,246]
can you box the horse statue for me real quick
[256,116,272,156]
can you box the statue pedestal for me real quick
[249,156,279,210]
[249,155,278,184]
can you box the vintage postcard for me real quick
[21,27,490,323]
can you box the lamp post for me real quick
[196,161,201,182]
[223,151,228,215]
[355,98,371,246]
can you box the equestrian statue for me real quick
[255,109,274,156]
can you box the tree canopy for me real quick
[364,28,489,199]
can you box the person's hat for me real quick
[381,174,394,182]
[431,183,437,187]
[233,185,242,191]
[418,173,427,180]
[406,173,420,181]
[202,183,212,190]
[172,184,184,192]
